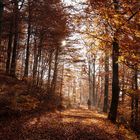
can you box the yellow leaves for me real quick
[124,89,137,96]
[135,30,140,38]
[113,14,123,28]
[119,125,138,140]
[118,56,124,62]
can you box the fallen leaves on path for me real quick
[0,109,138,140]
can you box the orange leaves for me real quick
[90,0,108,8]
[1,108,138,140]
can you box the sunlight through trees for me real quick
[0,0,139,139]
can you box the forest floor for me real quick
[0,73,139,140]
[0,108,139,140]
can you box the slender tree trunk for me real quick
[98,76,104,109]
[39,67,44,86]
[36,36,43,86]
[59,63,64,106]
[73,78,76,104]
[47,51,53,92]
[21,51,25,77]
[0,0,4,69]
[108,38,119,123]
[6,19,13,74]
[10,0,19,77]
[79,76,82,105]
[24,6,31,77]
[51,46,59,93]
[88,59,92,105]
[33,35,43,85]
[103,51,109,113]
[0,0,3,42]
[68,84,71,107]
[97,65,101,108]
[10,32,18,77]
[134,69,138,126]
[33,37,38,82]
[36,65,40,86]
[121,64,125,103]
[92,58,96,106]
[131,94,135,128]
[40,54,46,86]
[131,68,139,131]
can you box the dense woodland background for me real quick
[0,0,140,139]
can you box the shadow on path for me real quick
[0,108,126,140]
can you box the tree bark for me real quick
[59,63,64,105]
[10,0,19,77]
[24,3,31,77]
[92,58,96,106]
[103,51,109,113]
[33,37,38,82]
[47,51,53,92]
[51,46,59,94]
[108,0,120,123]
[0,0,4,69]
[6,18,13,74]
[131,68,139,131]
[88,59,92,105]
[121,64,125,103]
[0,0,3,42]
[108,38,119,123]
[36,38,43,86]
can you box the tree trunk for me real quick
[0,0,3,42]
[51,46,59,94]
[103,51,109,113]
[92,58,96,106]
[33,35,43,85]
[0,0,4,69]
[10,0,19,77]
[108,0,120,123]
[131,68,139,131]
[121,64,125,103]
[6,19,13,74]
[79,76,82,105]
[24,6,31,77]
[39,67,44,86]
[47,51,53,92]
[33,37,38,82]
[134,69,138,127]
[73,78,76,104]
[108,38,119,123]
[131,94,135,128]
[88,59,92,106]
[59,63,64,106]
[37,36,43,86]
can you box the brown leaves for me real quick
[0,108,138,140]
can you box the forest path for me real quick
[0,108,137,140]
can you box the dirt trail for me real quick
[0,109,138,140]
